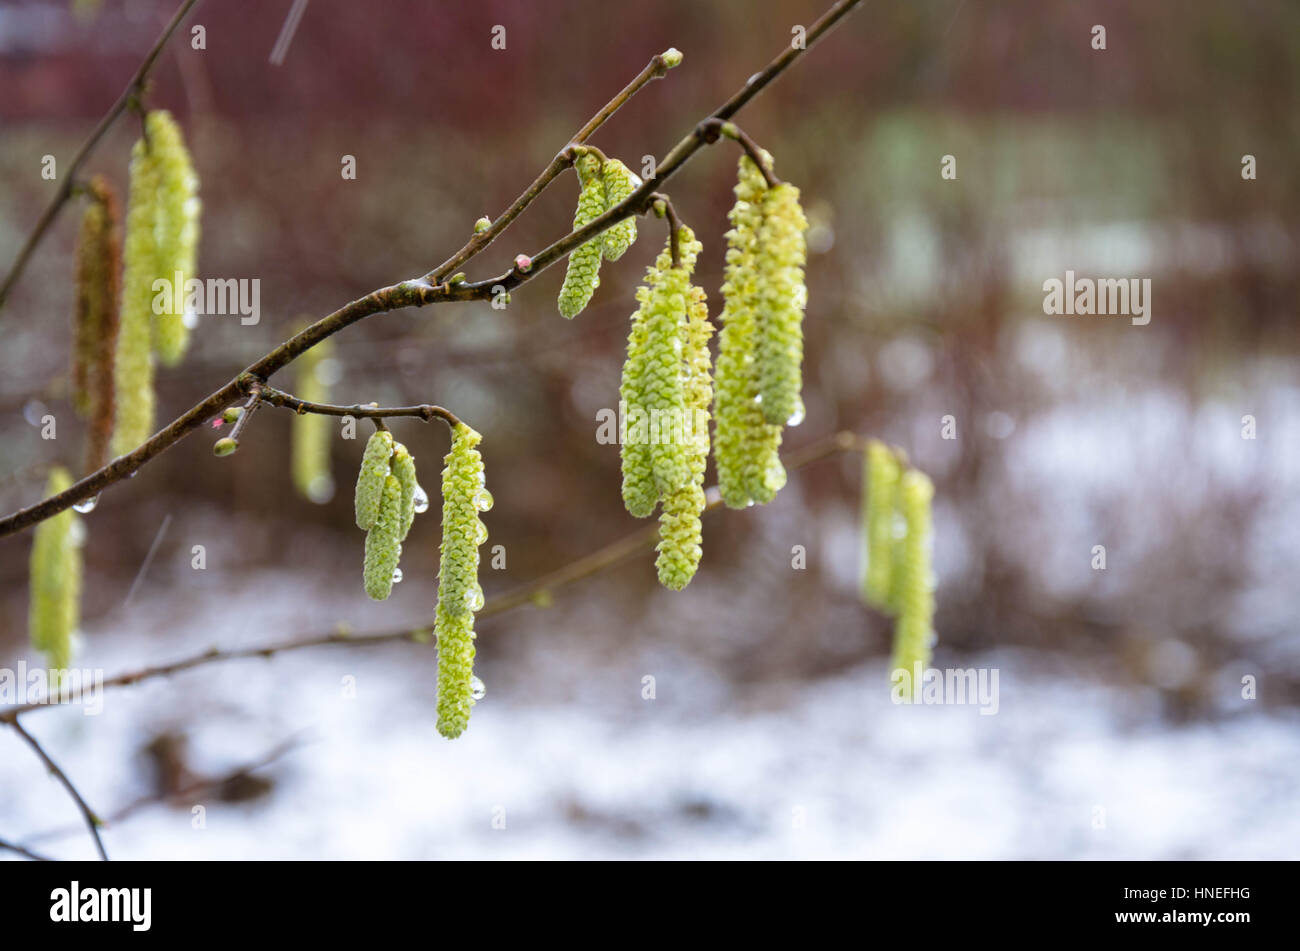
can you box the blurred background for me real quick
[1,0,1298,859]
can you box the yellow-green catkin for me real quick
[74,177,122,475]
[355,429,394,529]
[391,442,418,539]
[146,110,201,367]
[110,135,159,458]
[291,340,334,503]
[861,441,902,610]
[600,158,639,261]
[713,155,785,508]
[557,152,606,319]
[656,262,713,591]
[619,262,664,518]
[890,470,936,700]
[436,422,490,739]
[28,468,82,681]
[754,182,807,427]
[363,473,403,601]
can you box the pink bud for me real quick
[514,254,533,273]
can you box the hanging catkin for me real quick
[890,470,935,699]
[754,182,807,427]
[73,176,122,474]
[713,155,786,508]
[146,110,201,367]
[290,339,334,503]
[600,158,639,261]
[355,429,394,530]
[28,468,82,682]
[557,152,606,319]
[656,244,713,591]
[363,473,404,601]
[861,440,901,610]
[390,443,419,539]
[619,262,664,518]
[436,422,490,739]
[110,134,160,458]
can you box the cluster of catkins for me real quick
[861,440,936,699]
[354,429,422,601]
[28,468,83,689]
[557,150,641,319]
[352,423,491,738]
[30,112,199,676]
[608,152,807,590]
[112,110,201,457]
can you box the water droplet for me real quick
[474,521,489,545]
[465,585,485,613]
[72,495,99,514]
[391,568,403,584]
[474,489,494,512]
[470,676,486,701]
[413,486,430,513]
[786,400,806,427]
[306,474,335,504]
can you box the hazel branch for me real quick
[423,47,683,284]
[0,0,202,312]
[0,431,864,717]
[8,716,109,861]
[253,382,462,428]
[0,0,864,538]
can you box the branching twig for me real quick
[0,837,53,862]
[0,0,864,538]
[8,716,109,860]
[650,194,685,267]
[0,0,202,311]
[702,119,782,188]
[0,432,864,717]
[253,382,461,427]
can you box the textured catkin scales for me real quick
[713,155,785,508]
[146,111,201,367]
[861,441,902,609]
[600,159,639,261]
[390,443,418,539]
[110,136,160,458]
[557,153,606,319]
[74,177,122,474]
[28,468,82,680]
[619,269,663,518]
[656,258,713,591]
[890,470,935,699]
[436,423,490,739]
[354,430,393,530]
[754,183,808,426]
[362,474,403,601]
[290,339,334,503]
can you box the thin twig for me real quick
[253,383,461,427]
[703,119,782,188]
[0,432,863,717]
[424,48,681,284]
[8,717,109,860]
[22,734,305,846]
[651,194,684,268]
[0,837,53,862]
[0,0,864,538]
[0,0,202,311]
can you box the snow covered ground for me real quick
[3,631,1296,860]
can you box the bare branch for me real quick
[8,716,109,860]
[0,431,864,717]
[253,382,461,427]
[0,0,865,538]
[0,836,53,862]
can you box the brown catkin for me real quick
[73,176,122,474]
